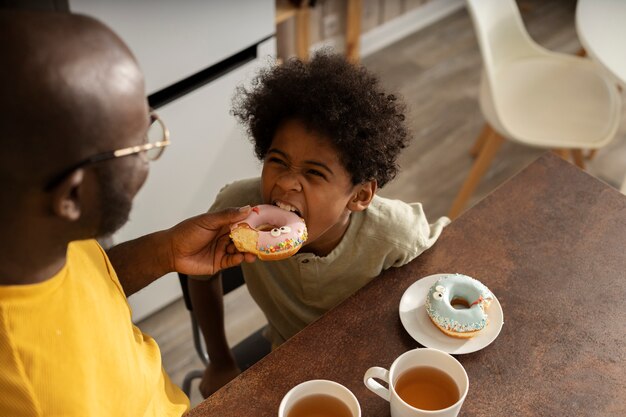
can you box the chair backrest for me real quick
[465,0,541,78]
[178,266,270,394]
[178,266,246,313]
[178,267,247,367]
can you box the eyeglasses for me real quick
[45,111,170,190]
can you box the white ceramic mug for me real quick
[363,348,468,417]
[278,379,361,417]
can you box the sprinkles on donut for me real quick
[425,273,494,339]
[230,204,308,261]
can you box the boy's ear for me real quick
[50,169,85,222]
[347,180,377,212]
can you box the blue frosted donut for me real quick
[425,274,494,339]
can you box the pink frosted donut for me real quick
[229,204,308,261]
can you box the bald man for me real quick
[0,10,255,416]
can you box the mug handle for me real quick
[363,366,391,402]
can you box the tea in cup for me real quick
[363,348,468,417]
[279,379,361,417]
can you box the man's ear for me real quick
[50,169,85,221]
[347,180,377,212]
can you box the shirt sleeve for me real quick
[208,177,263,213]
[380,201,450,269]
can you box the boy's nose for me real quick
[276,171,302,192]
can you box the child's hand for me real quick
[199,361,242,398]
[166,207,257,276]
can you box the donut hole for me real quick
[450,297,471,310]
[256,223,280,232]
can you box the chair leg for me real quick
[295,4,310,61]
[586,149,597,160]
[182,369,204,398]
[449,129,504,219]
[551,149,569,160]
[571,149,585,169]
[469,124,492,158]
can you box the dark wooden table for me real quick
[188,154,626,417]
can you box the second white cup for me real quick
[363,348,468,417]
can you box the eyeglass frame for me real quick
[44,110,170,191]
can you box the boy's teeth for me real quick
[276,201,296,212]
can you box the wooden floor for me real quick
[138,0,626,407]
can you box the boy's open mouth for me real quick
[273,200,302,217]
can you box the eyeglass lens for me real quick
[145,117,166,161]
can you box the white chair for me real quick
[449,0,622,219]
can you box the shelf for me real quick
[275,0,299,25]
[275,0,361,62]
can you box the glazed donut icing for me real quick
[230,204,307,260]
[425,273,493,335]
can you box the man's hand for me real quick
[166,207,257,277]
[199,361,242,398]
[108,206,256,296]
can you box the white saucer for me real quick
[399,273,504,354]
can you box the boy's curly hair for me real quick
[232,51,409,188]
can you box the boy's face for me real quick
[261,119,367,255]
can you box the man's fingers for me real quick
[216,234,233,253]
[195,206,252,231]
[225,241,256,261]
[216,234,257,270]
[220,252,245,270]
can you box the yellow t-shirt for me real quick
[0,240,189,416]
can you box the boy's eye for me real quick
[268,157,286,165]
[307,169,325,178]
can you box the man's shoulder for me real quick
[209,177,263,212]
[69,240,129,298]
[68,239,106,262]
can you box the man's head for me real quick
[0,10,150,242]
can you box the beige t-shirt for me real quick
[210,177,449,346]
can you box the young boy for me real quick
[189,52,449,397]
